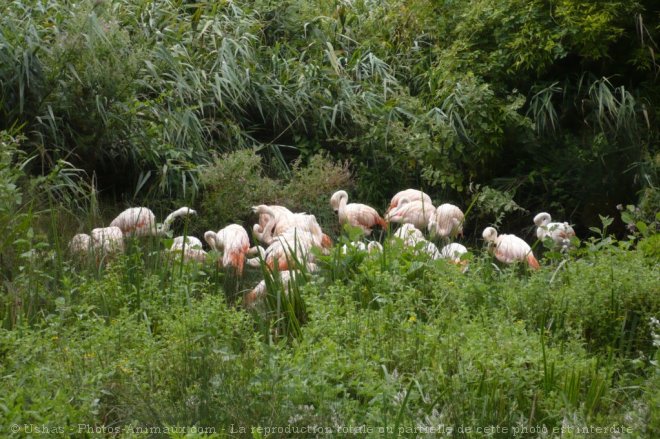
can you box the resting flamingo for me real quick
[252,205,329,246]
[330,190,387,236]
[169,236,207,263]
[393,223,425,246]
[68,227,124,263]
[428,203,465,239]
[252,205,295,244]
[68,233,92,256]
[534,212,576,249]
[387,189,432,214]
[204,224,250,275]
[482,227,540,270]
[250,228,321,271]
[341,240,383,255]
[110,206,196,237]
[392,223,442,259]
[171,236,203,250]
[91,226,125,255]
[439,243,468,264]
[385,197,435,230]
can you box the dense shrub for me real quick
[198,150,351,234]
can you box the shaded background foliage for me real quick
[0,0,658,233]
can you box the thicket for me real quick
[198,150,351,235]
[0,0,657,232]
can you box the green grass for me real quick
[1,226,658,438]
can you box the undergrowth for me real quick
[1,221,658,438]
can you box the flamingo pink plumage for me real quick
[385,197,435,230]
[204,224,250,275]
[386,189,432,214]
[330,190,387,235]
[534,212,576,249]
[482,227,540,270]
[110,206,196,237]
[428,203,465,238]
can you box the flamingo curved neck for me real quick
[338,193,348,210]
[257,205,276,219]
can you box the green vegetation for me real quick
[1,218,659,437]
[1,0,659,437]
[1,0,657,226]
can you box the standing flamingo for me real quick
[204,224,250,275]
[533,212,576,249]
[482,227,540,270]
[330,190,387,235]
[110,206,196,237]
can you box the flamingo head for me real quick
[534,212,552,227]
[204,231,219,250]
[482,227,498,243]
[330,190,348,213]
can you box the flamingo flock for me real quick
[69,189,576,308]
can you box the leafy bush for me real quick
[198,149,279,230]
[278,154,352,233]
[198,149,351,234]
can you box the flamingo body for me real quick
[330,190,387,235]
[205,224,250,275]
[429,203,465,238]
[386,198,435,230]
[439,243,468,263]
[91,226,125,254]
[534,212,576,248]
[69,233,92,255]
[387,189,432,213]
[244,270,298,309]
[394,223,425,246]
[110,206,195,237]
[483,227,540,270]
